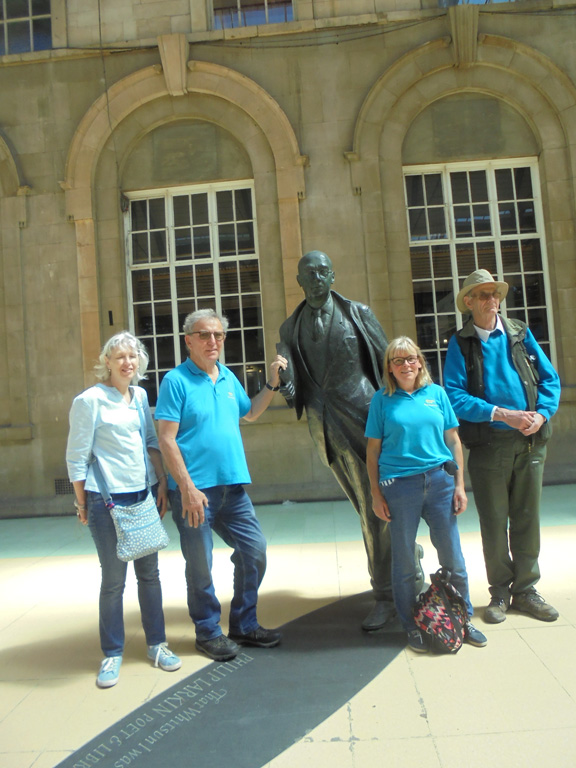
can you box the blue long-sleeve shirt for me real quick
[66,383,159,492]
[444,321,560,429]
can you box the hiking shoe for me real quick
[464,622,488,647]
[228,626,281,648]
[96,656,122,688]
[195,635,239,661]
[485,597,509,624]
[147,642,182,671]
[406,629,428,653]
[511,590,559,622]
[361,600,396,631]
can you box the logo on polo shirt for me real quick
[425,399,438,407]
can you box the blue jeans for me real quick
[87,487,166,657]
[381,467,473,632]
[169,485,267,642]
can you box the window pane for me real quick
[177,300,196,331]
[173,196,190,227]
[194,264,215,296]
[431,246,451,278]
[191,194,209,225]
[131,200,148,231]
[495,168,514,200]
[410,247,430,280]
[134,303,153,335]
[7,20,31,53]
[156,336,176,369]
[416,316,437,350]
[469,171,488,202]
[33,0,52,14]
[514,167,533,199]
[424,174,443,205]
[217,190,234,221]
[7,1,29,19]
[242,295,262,326]
[224,330,243,363]
[498,203,518,234]
[408,208,427,240]
[472,204,491,236]
[450,172,469,204]
[427,208,447,239]
[435,279,454,313]
[405,176,424,207]
[525,274,546,305]
[475,242,497,274]
[193,226,210,257]
[517,201,536,233]
[132,232,149,264]
[244,327,265,360]
[32,15,50,50]
[149,230,167,262]
[222,295,241,328]
[437,314,457,348]
[237,220,255,253]
[454,205,472,237]
[175,229,192,260]
[501,240,521,273]
[413,283,434,314]
[455,243,476,277]
[505,274,524,308]
[240,259,260,292]
[245,365,266,397]
[521,239,542,272]
[149,198,166,229]
[219,223,236,255]
[219,262,239,294]
[175,265,195,297]
[152,268,170,300]
[234,188,253,219]
[528,308,548,341]
[132,270,151,301]
[153,303,173,333]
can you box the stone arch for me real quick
[346,34,576,365]
[63,42,307,382]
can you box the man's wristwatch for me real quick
[265,382,280,391]
[74,500,87,512]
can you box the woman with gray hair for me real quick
[66,331,181,688]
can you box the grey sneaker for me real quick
[511,590,559,622]
[485,597,509,624]
[195,635,239,661]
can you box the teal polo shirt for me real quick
[365,383,458,481]
[155,358,252,490]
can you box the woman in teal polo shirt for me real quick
[365,336,487,653]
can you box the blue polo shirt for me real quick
[365,383,458,481]
[155,358,252,490]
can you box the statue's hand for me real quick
[279,381,296,408]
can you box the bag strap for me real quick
[431,570,466,645]
[91,388,150,508]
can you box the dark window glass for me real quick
[525,274,546,306]
[219,262,239,294]
[435,280,454,314]
[413,283,434,315]
[517,201,536,233]
[224,330,243,364]
[514,167,533,199]
[32,15,50,49]
[132,270,152,302]
[405,175,424,207]
[500,240,521,273]
[473,204,491,236]
[410,247,430,280]
[521,239,542,272]
[431,247,451,278]
[437,314,457,348]
[148,198,166,229]
[498,203,518,234]
[7,20,30,52]
[450,172,469,204]
[427,208,447,239]
[216,190,234,222]
[218,223,237,255]
[235,188,253,219]
[240,260,260,292]
[469,171,488,202]
[475,242,497,274]
[495,168,514,200]
[153,303,173,334]
[191,193,209,225]
[32,0,51,14]
[455,243,476,277]
[173,196,190,227]
[244,327,265,360]
[149,230,166,262]
[416,316,437,350]
[193,226,210,258]
[505,275,524,309]
[7,0,29,19]
[454,205,472,238]
[131,200,148,231]
[194,264,215,296]
[424,174,443,206]
[175,265,195,298]
[408,208,427,240]
[132,233,149,264]
[222,295,241,328]
[527,308,548,342]
[175,229,192,260]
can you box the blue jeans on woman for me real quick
[382,466,473,632]
[169,484,267,642]
[87,487,166,657]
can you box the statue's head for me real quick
[297,251,335,308]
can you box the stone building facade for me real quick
[1,0,575,517]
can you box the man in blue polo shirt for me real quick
[156,309,287,661]
[444,269,561,625]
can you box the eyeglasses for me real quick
[390,356,419,367]
[469,290,502,301]
[189,331,226,341]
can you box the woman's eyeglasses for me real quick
[390,356,419,367]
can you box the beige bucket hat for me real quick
[456,269,509,314]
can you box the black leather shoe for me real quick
[228,626,281,648]
[361,600,396,631]
[195,635,239,661]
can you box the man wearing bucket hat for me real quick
[443,269,561,624]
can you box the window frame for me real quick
[124,179,266,404]
[212,0,293,30]
[403,157,556,383]
[0,0,52,55]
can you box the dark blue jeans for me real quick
[87,486,166,657]
[381,467,473,632]
[169,485,267,642]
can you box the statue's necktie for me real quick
[312,309,324,342]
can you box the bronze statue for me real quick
[278,251,422,630]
